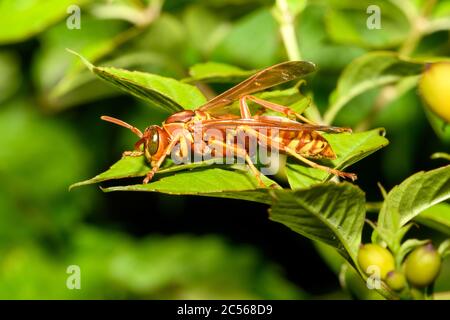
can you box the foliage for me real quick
[1,0,449,300]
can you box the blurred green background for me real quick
[0,0,449,299]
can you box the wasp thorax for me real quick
[165,110,195,123]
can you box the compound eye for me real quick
[148,128,159,155]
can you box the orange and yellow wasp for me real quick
[101,61,357,186]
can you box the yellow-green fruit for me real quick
[419,62,450,123]
[358,244,395,280]
[404,244,441,287]
[386,271,406,291]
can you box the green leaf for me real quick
[433,0,450,18]
[71,154,280,205]
[285,128,389,189]
[378,165,450,250]
[324,1,410,49]
[102,168,278,204]
[34,18,131,110]
[438,240,450,259]
[324,52,425,123]
[70,156,225,190]
[0,0,90,44]
[71,156,280,205]
[185,62,255,83]
[182,5,229,58]
[69,50,207,113]
[212,8,279,69]
[70,156,149,190]
[296,4,366,71]
[269,182,366,263]
[415,203,450,235]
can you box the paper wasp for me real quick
[101,61,357,186]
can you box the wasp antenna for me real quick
[101,115,143,138]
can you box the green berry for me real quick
[404,243,441,287]
[358,244,395,280]
[386,271,406,291]
[419,62,450,123]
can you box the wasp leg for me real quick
[122,137,147,157]
[208,139,266,188]
[287,152,357,181]
[243,95,317,125]
[143,134,183,184]
[123,151,144,157]
[239,95,252,119]
[243,153,266,188]
[239,126,357,181]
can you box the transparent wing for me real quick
[198,118,351,134]
[198,61,316,115]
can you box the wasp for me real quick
[101,61,357,186]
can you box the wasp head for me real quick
[141,125,169,166]
[101,116,169,167]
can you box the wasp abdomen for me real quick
[278,130,336,159]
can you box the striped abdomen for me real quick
[192,127,337,160]
[275,129,336,159]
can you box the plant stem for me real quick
[399,0,437,56]
[422,0,437,17]
[365,202,383,213]
[276,0,302,61]
[399,27,423,56]
[274,0,324,123]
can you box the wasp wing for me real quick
[197,61,316,115]
[197,118,351,134]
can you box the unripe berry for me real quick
[358,244,395,280]
[386,271,406,291]
[404,243,441,287]
[419,62,450,123]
